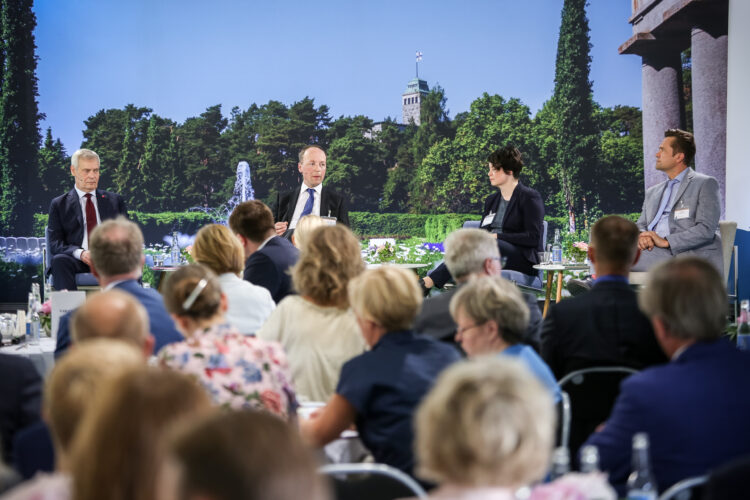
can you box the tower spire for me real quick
[415,51,423,78]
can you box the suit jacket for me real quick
[584,340,750,494]
[413,283,543,351]
[243,236,299,304]
[0,354,42,465]
[55,279,183,359]
[540,280,667,379]
[636,169,722,273]
[47,188,128,257]
[482,182,544,265]
[12,420,54,479]
[273,185,349,227]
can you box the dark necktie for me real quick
[84,193,97,238]
[300,188,315,218]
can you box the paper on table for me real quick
[51,291,86,339]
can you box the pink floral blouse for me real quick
[158,323,297,419]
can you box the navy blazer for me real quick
[482,182,544,265]
[585,340,750,494]
[0,354,42,465]
[273,185,349,227]
[48,188,128,257]
[55,279,183,359]
[243,236,299,303]
[12,420,54,479]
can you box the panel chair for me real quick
[44,226,99,290]
[320,463,428,500]
[557,390,571,450]
[658,475,707,500]
[558,366,639,465]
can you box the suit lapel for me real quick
[501,184,520,227]
[66,189,84,230]
[96,189,111,220]
[285,187,302,222]
[648,180,668,220]
[669,169,694,211]
[319,187,332,218]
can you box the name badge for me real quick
[482,212,495,227]
[674,208,690,220]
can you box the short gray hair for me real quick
[71,149,100,169]
[89,217,143,277]
[445,229,499,280]
[639,256,726,341]
[450,275,529,345]
[416,357,554,487]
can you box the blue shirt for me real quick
[336,330,460,475]
[500,344,561,403]
[653,168,688,238]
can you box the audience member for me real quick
[69,368,211,500]
[0,356,41,467]
[290,214,325,249]
[541,215,667,379]
[1,341,143,500]
[584,257,750,494]
[192,223,275,334]
[228,200,299,303]
[633,129,722,274]
[159,264,296,418]
[47,148,128,291]
[55,217,182,358]
[414,228,542,350]
[450,275,560,402]
[164,410,329,500]
[300,266,460,476]
[258,224,366,402]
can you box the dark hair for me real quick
[163,264,222,321]
[298,144,326,163]
[487,146,524,179]
[664,129,696,166]
[228,200,274,243]
[590,216,639,271]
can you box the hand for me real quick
[274,221,288,236]
[642,230,669,248]
[638,232,655,251]
[81,250,92,266]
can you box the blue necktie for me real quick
[300,188,315,218]
[648,179,679,231]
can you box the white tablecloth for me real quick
[0,337,56,377]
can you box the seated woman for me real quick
[424,145,544,289]
[300,266,460,476]
[450,275,561,402]
[258,224,366,402]
[159,264,297,419]
[192,224,275,335]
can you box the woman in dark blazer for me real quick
[424,146,544,289]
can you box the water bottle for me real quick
[552,229,563,264]
[170,231,181,266]
[627,433,658,500]
[549,446,570,481]
[579,445,600,473]
[737,300,750,351]
[29,306,40,346]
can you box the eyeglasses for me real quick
[456,323,485,336]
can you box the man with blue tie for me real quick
[633,129,723,274]
[272,145,349,239]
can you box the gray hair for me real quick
[71,149,100,169]
[89,217,144,277]
[639,256,726,341]
[445,229,499,281]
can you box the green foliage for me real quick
[140,116,177,211]
[424,214,479,241]
[36,128,70,208]
[0,261,40,301]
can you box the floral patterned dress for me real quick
[158,323,297,419]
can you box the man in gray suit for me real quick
[633,129,722,274]
[413,228,542,352]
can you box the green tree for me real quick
[412,85,453,167]
[37,128,70,204]
[140,115,176,211]
[114,123,142,208]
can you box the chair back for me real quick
[658,475,707,500]
[557,390,571,449]
[16,237,28,254]
[558,366,639,464]
[320,463,427,500]
[462,220,481,229]
[719,220,737,286]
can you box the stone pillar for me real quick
[641,50,685,190]
[691,26,728,217]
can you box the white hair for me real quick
[71,149,100,169]
[444,228,499,280]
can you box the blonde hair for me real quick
[192,224,245,275]
[45,340,143,453]
[292,215,325,250]
[163,264,222,321]
[70,290,149,348]
[70,368,211,500]
[348,266,422,331]
[416,357,554,487]
[450,275,529,345]
[291,224,364,308]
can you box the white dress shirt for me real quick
[73,186,101,260]
[289,182,323,229]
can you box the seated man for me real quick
[272,144,349,239]
[584,257,750,494]
[541,215,667,379]
[633,129,722,275]
[229,200,299,303]
[413,228,542,351]
[55,217,182,359]
[48,148,128,291]
[0,355,41,467]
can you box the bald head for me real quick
[70,290,152,356]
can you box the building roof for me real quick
[402,78,429,95]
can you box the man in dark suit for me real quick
[0,354,41,466]
[47,148,128,291]
[271,145,349,239]
[413,228,542,351]
[584,257,750,495]
[541,216,667,379]
[55,217,182,359]
[229,200,299,303]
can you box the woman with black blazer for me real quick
[423,146,544,289]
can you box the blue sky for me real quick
[34,0,641,153]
